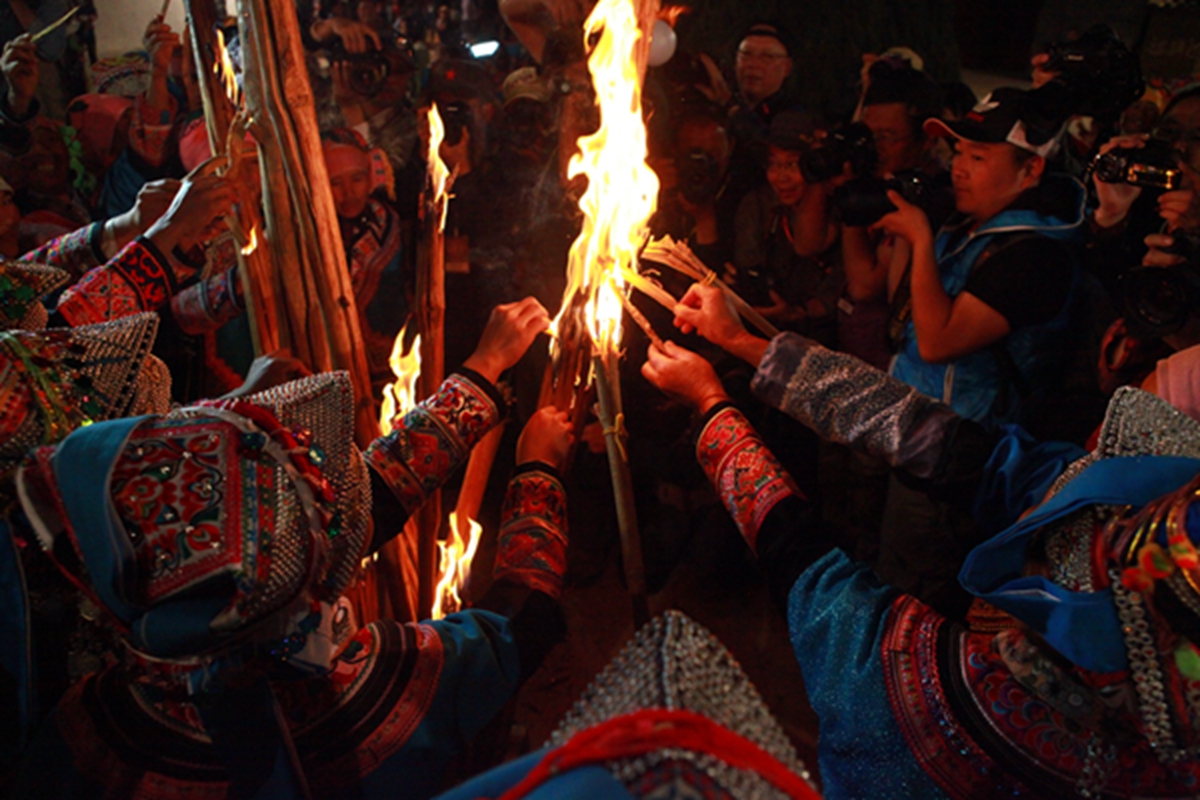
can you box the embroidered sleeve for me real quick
[128,94,179,168]
[750,331,960,480]
[55,237,178,327]
[19,222,105,279]
[696,404,800,553]
[170,266,244,335]
[364,372,503,514]
[492,466,568,600]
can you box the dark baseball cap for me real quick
[923,87,1058,158]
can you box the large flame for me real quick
[379,324,422,435]
[427,104,453,232]
[432,512,483,619]
[214,28,239,104]
[550,0,659,359]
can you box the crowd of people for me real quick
[3,0,1200,798]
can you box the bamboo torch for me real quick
[546,0,659,624]
[415,105,455,619]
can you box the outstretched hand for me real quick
[463,297,552,384]
[222,350,312,399]
[517,406,574,470]
[641,340,729,414]
[144,174,237,268]
[0,34,37,117]
[672,282,769,365]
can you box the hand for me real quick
[223,350,312,399]
[752,289,805,323]
[641,340,729,414]
[1143,233,1187,267]
[870,190,933,247]
[1030,52,1057,89]
[143,16,180,74]
[313,17,381,53]
[463,297,551,384]
[0,34,37,118]
[144,174,237,262]
[692,53,732,107]
[516,406,574,469]
[673,282,745,348]
[105,178,182,250]
[1091,134,1147,228]
[1157,187,1200,233]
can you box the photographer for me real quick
[880,88,1083,430]
[732,110,841,345]
[838,61,951,370]
[666,106,736,271]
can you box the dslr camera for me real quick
[1093,138,1183,191]
[1022,24,1143,137]
[800,122,878,184]
[833,170,931,227]
[330,37,414,97]
[678,149,723,206]
[1122,243,1200,338]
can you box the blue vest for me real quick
[890,175,1085,429]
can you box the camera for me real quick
[439,100,473,147]
[833,170,930,227]
[678,149,722,206]
[799,122,878,184]
[329,37,414,97]
[1022,25,1143,137]
[1093,138,1183,191]
[1122,253,1200,338]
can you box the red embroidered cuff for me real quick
[364,373,502,514]
[493,469,568,600]
[695,405,799,553]
[56,238,176,327]
[171,267,242,335]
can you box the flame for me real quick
[240,225,257,255]
[550,0,660,360]
[432,512,483,619]
[426,104,453,232]
[659,4,690,26]
[378,324,422,435]
[214,28,239,104]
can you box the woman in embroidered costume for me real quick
[4,298,579,800]
[635,281,1200,799]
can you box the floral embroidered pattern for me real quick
[494,469,568,599]
[365,373,500,514]
[171,266,243,335]
[881,593,1200,798]
[695,406,799,553]
[57,239,175,326]
[20,221,104,279]
[111,417,274,606]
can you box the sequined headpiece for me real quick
[961,387,1200,764]
[546,611,817,798]
[0,261,70,330]
[0,313,165,483]
[17,372,370,686]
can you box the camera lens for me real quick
[1124,267,1194,337]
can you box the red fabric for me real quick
[496,709,821,800]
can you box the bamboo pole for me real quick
[414,129,449,621]
[593,351,648,625]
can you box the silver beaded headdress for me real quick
[548,611,816,799]
[0,312,164,482]
[1035,387,1200,764]
[0,261,70,330]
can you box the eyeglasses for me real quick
[737,49,789,63]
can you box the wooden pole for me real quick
[237,0,380,448]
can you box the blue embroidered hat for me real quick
[16,372,371,684]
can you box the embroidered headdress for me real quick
[0,260,70,330]
[17,372,371,687]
